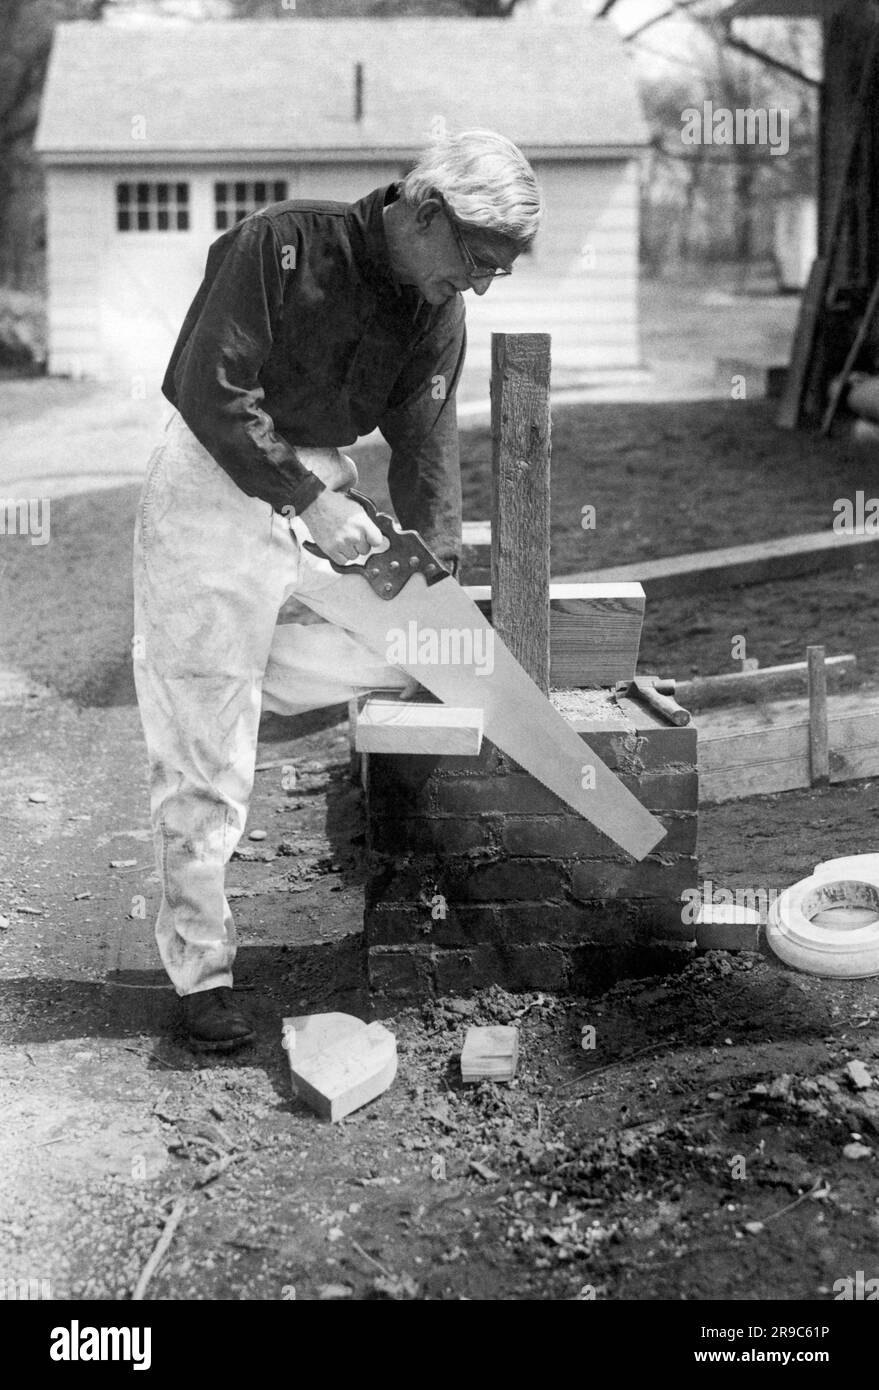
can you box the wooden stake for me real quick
[490,333,551,693]
[807,645,829,785]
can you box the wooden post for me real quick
[490,333,551,692]
[807,645,829,785]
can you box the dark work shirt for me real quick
[162,182,466,567]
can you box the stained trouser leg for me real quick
[133,414,411,994]
[133,413,294,996]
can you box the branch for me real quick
[595,0,623,16]
[624,0,707,43]
[721,26,821,86]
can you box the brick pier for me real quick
[363,691,697,1009]
[361,334,698,1008]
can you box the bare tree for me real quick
[0,0,117,282]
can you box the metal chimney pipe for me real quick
[354,62,364,122]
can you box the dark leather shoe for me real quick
[180,988,255,1053]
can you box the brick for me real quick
[571,856,697,903]
[579,726,697,774]
[622,771,698,812]
[568,942,694,996]
[369,816,499,857]
[462,858,567,903]
[429,744,510,778]
[432,774,576,817]
[500,816,623,860]
[434,944,568,995]
[367,946,435,1001]
[366,903,503,948]
[368,855,568,907]
[502,899,695,945]
[502,901,634,945]
[499,810,696,859]
[367,742,506,785]
[365,859,451,907]
[655,813,698,856]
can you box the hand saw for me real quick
[301,490,666,860]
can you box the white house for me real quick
[34,17,648,386]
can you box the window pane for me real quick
[136,183,150,203]
[157,209,169,231]
[177,209,189,231]
[215,182,227,203]
[235,207,247,224]
[157,183,169,204]
[176,183,189,203]
[216,210,228,230]
[117,183,130,205]
[274,181,287,202]
[117,210,130,231]
[254,181,266,203]
[234,181,246,203]
[137,209,150,230]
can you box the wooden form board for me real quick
[465,581,645,687]
[555,529,879,598]
[354,700,484,755]
[697,689,879,803]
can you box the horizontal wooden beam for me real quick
[555,529,879,598]
[697,690,879,803]
[354,699,484,755]
[465,582,645,687]
[677,654,857,708]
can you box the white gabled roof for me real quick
[35,18,648,162]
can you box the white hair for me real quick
[400,129,543,251]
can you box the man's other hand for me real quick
[299,489,385,564]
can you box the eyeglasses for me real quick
[443,207,512,283]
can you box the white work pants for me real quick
[132,410,408,995]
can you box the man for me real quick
[133,129,542,1052]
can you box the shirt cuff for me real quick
[285,474,327,516]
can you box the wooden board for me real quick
[490,333,552,692]
[556,529,879,599]
[354,700,484,755]
[697,690,879,803]
[465,582,645,687]
[461,1025,519,1083]
[776,255,829,429]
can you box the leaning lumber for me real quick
[556,530,879,598]
[676,654,856,708]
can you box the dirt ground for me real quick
[1,692,878,1306]
[1,394,879,1307]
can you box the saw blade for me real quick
[292,554,666,861]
